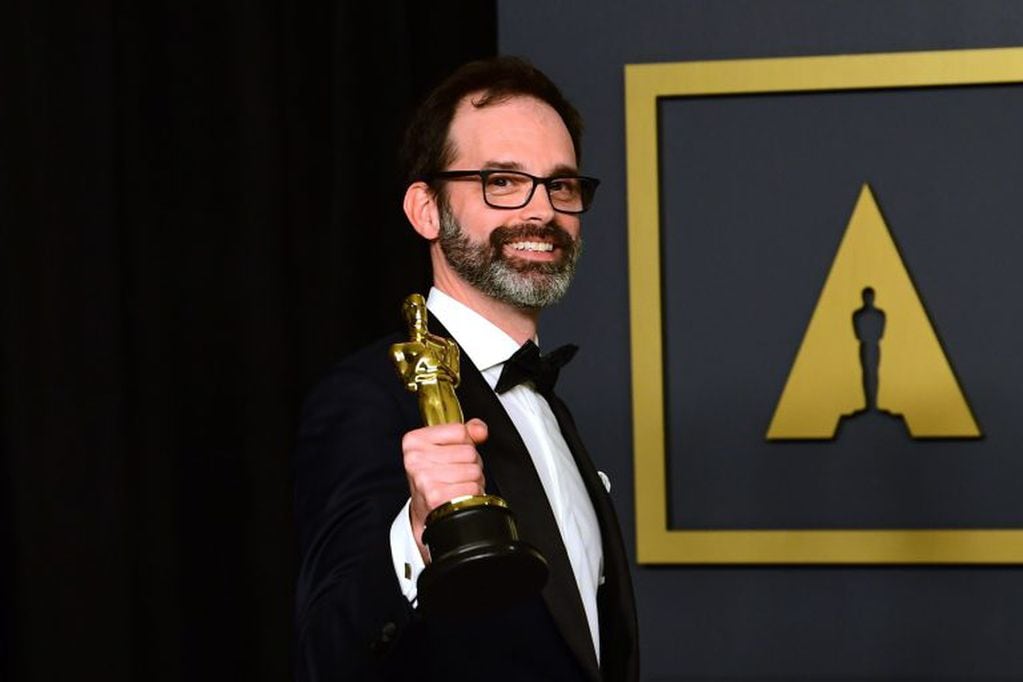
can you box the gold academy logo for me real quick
[766,184,981,440]
[627,48,1022,563]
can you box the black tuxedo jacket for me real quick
[293,326,638,681]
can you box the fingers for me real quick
[401,419,488,450]
[404,441,479,465]
[413,470,486,510]
[402,420,489,556]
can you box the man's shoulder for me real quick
[336,331,406,376]
[302,331,407,411]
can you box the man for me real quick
[293,57,638,681]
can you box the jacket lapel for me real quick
[435,319,600,680]
[546,393,640,682]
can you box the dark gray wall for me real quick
[500,2,1023,680]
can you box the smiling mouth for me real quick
[509,241,555,253]
[491,223,573,260]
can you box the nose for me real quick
[519,180,557,223]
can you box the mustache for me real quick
[488,223,575,251]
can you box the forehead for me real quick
[446,94,577,172]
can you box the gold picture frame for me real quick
[626,47,1023,564]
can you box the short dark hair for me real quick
[401,56,584,186]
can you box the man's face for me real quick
[434,95,583,309]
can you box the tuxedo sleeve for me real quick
[292,359,418,681]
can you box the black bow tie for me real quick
[495,340,578,397]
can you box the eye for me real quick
[548,178,581,198]
[484,172,529,195]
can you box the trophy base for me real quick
[417,499,548,618]
[417,540,548,618]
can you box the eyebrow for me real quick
[481,160,580,176]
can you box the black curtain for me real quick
[0,2,496,679]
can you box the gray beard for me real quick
[437,203,582,309]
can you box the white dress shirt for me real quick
[389,287,604,661]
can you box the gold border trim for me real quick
[625,47,1023,564]
[425,494,508,525]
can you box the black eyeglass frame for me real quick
[426,169,601,215]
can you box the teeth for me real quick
[510,241,554,252]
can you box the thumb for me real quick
[465,418,489,445]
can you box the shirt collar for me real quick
[426,287,528,376]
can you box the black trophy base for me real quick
[417,501,548,618]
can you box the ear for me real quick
[403,181,440,240]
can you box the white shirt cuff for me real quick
[389,498,426,604]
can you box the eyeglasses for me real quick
[428,169,600,214]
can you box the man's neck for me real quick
[432,277,539,346]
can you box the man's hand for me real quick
[402,418,488,563]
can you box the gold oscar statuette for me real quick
[390,293,548,617]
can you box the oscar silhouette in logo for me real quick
[838,287,907,437]
[854,287,884,413]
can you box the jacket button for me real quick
[370,622,398,655]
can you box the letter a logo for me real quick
[766,184,980,440]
